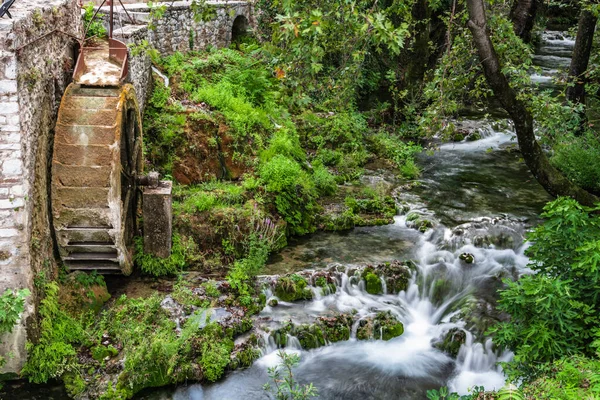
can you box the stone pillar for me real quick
[142,181,172,258]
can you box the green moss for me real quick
[357,311,404,341]
[434,328,466,357]
[319,314,353,343]
[274,274,313,302]
[361,268,383,295]
[63,372,86,397]
[431,279,451,305]
[295,324,326,349]
[315,276,337,294]
[229,345,261,370]
[91,345,119,362]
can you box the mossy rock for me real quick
[361,267,382,295]
[315,276,337,294]
[431,278,451,305]
[295,324,326,349]
[58,271,110,314]
[380,261,411,294]
[319,314,353,343]
[434,327,466,358]
[269,314,353,350]
[229,336,261,370]
[357,311,404,341]
[274,274,313,302]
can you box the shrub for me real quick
[490,198,600,379]
[259,155,317,235]
[312,163,337,196]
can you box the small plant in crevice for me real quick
[83,2,107,39]
[263,350,318,400]
[0,288,30,367]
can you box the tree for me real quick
[566,9,598,105]
[510,0,537,43]
[465,0,599,206]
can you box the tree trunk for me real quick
[510,0,537,43]
[566,10,598,105]
[465,0,599,206]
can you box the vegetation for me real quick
[83,2,106,39]
[263,351,318,400]
[17,0,600,398]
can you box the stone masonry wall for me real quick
[104,1,256,56]
[0,0,81,373]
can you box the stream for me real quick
[139,31,571,400]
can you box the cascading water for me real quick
[139,31,570,400]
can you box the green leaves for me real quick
[264,350,318,400]
[0,288,29,335]
[492,197,600,379]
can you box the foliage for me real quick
[226,234,271,299]
[259,0,411,108]
[22,283,84,383]
[263,350,318,400]
[259,154,317,235]
[83,2,106,39]
[134,234,196,277]
[0,288,29,335]
[490,198,600,378]
[521,356,600,399]
[0,288,30,367]
[369,130,422,177]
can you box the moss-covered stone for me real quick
[269,314,353,350]
[295,324,326,349]
[315,275,337,294]
[361,267,383,295]
[434,327,466,358]
[459,253,475,264]
[431,278,451,305]
[379,261,411,293]
[357,311,404,341]
[318,314,353,343]
[274,274,313,302]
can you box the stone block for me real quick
[143,180,172,258]
[2,159,22,176]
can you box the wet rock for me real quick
[405,210,435,232]
[355,261,411,295]
[229,334,261,370]
[274,274,313,302]
[459,253,475,264]
[314,274,337,295]
[268,298,278,307]
[361,267,383,295]
[433,327,466,357]
[270,314,354,350]
[357,311,404,341]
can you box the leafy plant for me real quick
[83,2,107,39]
[263,350,317,400]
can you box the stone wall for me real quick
[0,0,82,373]
[104,1,256,56]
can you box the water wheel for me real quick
[51,83,142,274]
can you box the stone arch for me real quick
[231,15,249,44]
